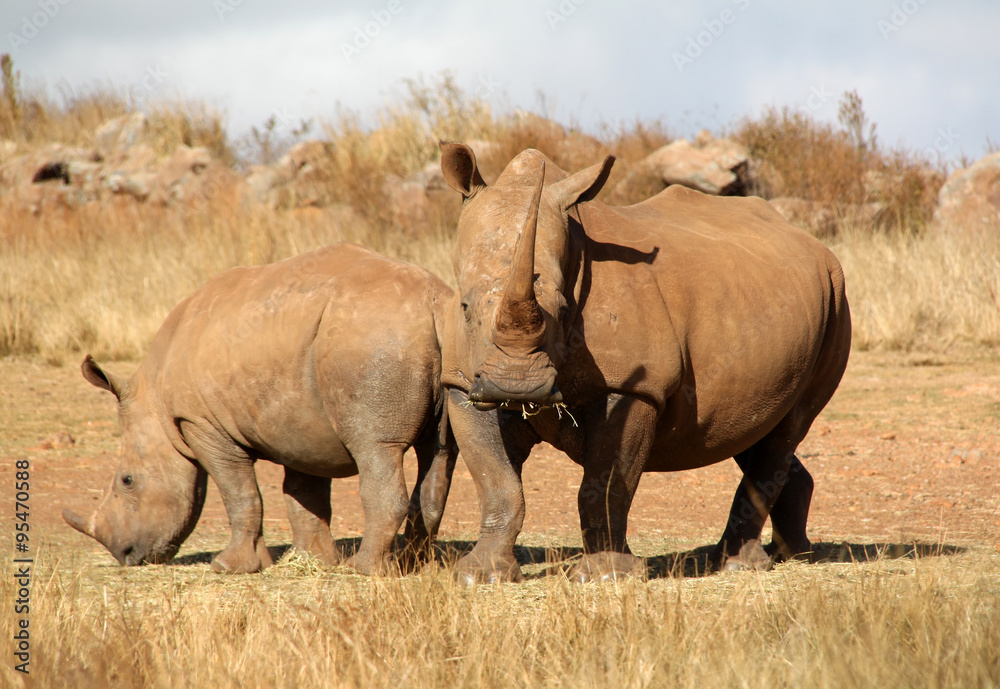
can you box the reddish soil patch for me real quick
[2,350,998,562]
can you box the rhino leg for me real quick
[283,468,340,566]
[210,463,274,574]
[446,388,534,585]
[179,421,272,574]
[400,420,457,573]
[763,454,813,561]
[713,434,813,571]
[570,393,653,583]
[343,444,409,576]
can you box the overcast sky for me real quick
[3,1,997,162]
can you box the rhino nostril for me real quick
[120,546,134,565]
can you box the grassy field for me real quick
[2,538,999,688]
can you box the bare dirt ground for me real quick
[2,349,998,567]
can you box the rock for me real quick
[651,138,748,196]
[931,152,1000,234]
[287,140,333,171]
[104,171,155,201]
[769,197,884,237]
[552,131,610,172]
[612,134,752,202]
[769,197,839,238]
[510,110,565,141]
[155,145,212,192]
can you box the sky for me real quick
[3,0,997,162]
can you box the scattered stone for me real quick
[931,151,1000,234]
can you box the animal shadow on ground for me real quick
[169,539,965,578]
[432,540,966,580]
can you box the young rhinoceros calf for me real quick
[63,243,456,574]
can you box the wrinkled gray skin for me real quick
[64,243,457,574]
[438,143,851,584]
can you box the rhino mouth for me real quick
[468,373,562,407]
[117,543,176,566]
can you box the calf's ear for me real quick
[82,355,126,401]
[440,141,486,198]
[550,155,616,210]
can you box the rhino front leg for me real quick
[343,443,409,575]
[446,388,536,585]
[180,421,272,574]
[400,420,457,572]
[209,463,273,574]
[283,468,340,566]
[571,393,656,583]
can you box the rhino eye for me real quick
[120,474,134,488]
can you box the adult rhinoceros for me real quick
[438,142,851,584]
[64,243,456,574]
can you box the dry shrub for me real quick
[3,546,998,688]
[732,94,946,234]
[734,105,868,205]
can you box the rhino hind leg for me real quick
[713,435,814,571]
[763,454,814,561]
[400,423,458,573]
[283,468,340,566]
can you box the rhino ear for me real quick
[550,155,616,210]
[82,355,126,401]
[440,141,486,198]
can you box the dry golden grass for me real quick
[3,541,999,688]
[834,225,1000,350]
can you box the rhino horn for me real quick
[493,161,547,348]
[63,509,95,538]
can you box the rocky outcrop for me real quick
[612,130,752,202]
[0,113,242,213]
[930,152,1000,234]
[245,139,336,208]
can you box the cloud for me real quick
[2,0,996,159]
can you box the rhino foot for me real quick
[211,540,274,574]
[344,552,400,577]
[454,551,524,586]
[764,536,813,563]
[719,539,773,572]
[569,552,646,584]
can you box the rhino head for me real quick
[440,142,614,409]
[63,356,207,565]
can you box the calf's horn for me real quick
[63,509,95,538]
